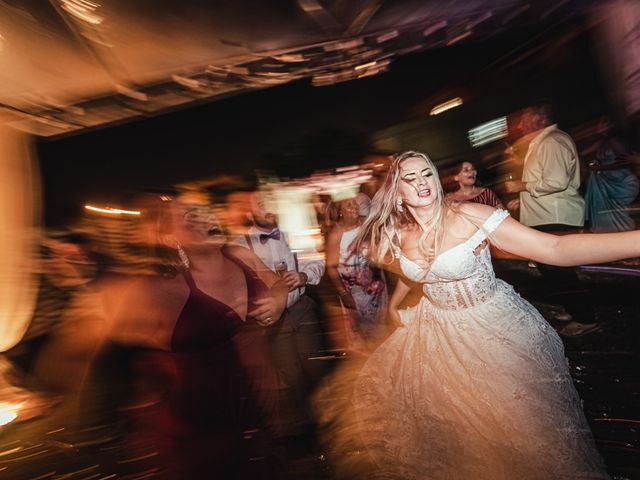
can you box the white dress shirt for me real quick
[520,124,585,227]
[235,226,325,308]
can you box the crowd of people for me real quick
[5,104,640,478]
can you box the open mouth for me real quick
[207,226,224,236]
[418,189,431,198]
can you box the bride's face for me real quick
[398,156,438,208]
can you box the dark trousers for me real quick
[265,294,325,436]
[532,224,585,316]
[532,223,581,282]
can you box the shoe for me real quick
[558,322,601,338]
[551,310,572,322]
[534,303,572,322]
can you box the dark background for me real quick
[37,19,609,226]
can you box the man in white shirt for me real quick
[235,190,325,438]
[505,104,585,229]
[505,105,599,335]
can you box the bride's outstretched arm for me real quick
[459,202,640,267]
[492,214,640,267]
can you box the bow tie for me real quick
[259,229,281,244]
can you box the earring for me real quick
[177,244,190,269]
[396,198,404,212]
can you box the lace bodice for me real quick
[398,209,510,310]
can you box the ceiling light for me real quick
[429,97,463,116]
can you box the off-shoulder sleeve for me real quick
[467,208,510,249]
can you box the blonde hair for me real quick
[355,151,451,265]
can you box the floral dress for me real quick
[337,226,388,348]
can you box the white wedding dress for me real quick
[353,209,609,479]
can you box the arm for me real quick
[388,277,411,327]
[325,228,358,311]
[589,160,635,171]
[461,202,640,266]
[325,229,343,291]
[278,231,324,290]
[524,140,576,197]
[588,138,633,171]
[504,140,576,196]
[457,202,640,266]
[226,245,289,324]
[298,254,325,286]
[282,243,325,290]
[225,244,279,287]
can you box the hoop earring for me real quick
[396,198,404,213]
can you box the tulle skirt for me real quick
[317,280,609,479]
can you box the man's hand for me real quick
[506,199,520,211]
[249,297,285,326]
[504,180,527,194]
[281,271,307,291]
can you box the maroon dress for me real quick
[143,251,281,479]
[470,187,502,208]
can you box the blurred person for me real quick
[504,104,592,328]
[320,151,630,479]
[325,197,388,352]
[446,161,503,207]
[504,104,585,229]
[583,117,639,232]
[235,190,325,444]
[97,191,289,479]
[361,155,390,199]
[316,193,337,237]
[355,191,372,217]
[8,233,94,375]
[30,233,108,406]
[224,189,254,236]
[0,232,98,429]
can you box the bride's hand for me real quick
[388,308,402,328]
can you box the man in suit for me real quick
[234,190,325,440]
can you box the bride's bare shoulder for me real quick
[452,202,498,225]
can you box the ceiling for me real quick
[0,0,596,137]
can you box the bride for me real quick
[340,151,622,479]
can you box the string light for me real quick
[84,205,141,215]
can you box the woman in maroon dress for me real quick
[446,161,503,207]
[103,191,288,479]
